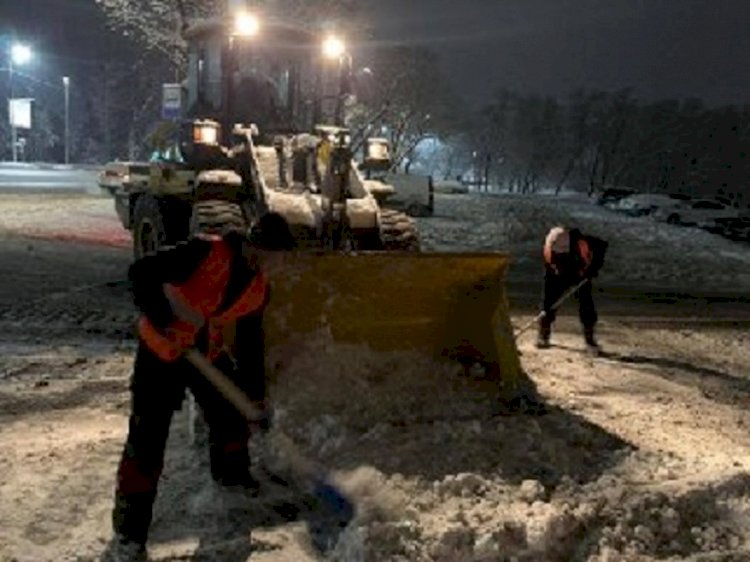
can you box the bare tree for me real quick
[348,46,459,172]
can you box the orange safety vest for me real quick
[138,240,268,363]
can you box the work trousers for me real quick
[539,267,598,335]
[112,343,261,544]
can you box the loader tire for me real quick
[132,195,190,260]
[379,208,420,252]
[191,199,248,234]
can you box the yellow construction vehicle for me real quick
[101,10,532,428]
[103,15,419,258]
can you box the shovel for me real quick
[183,349,354,552]
[514,277,590,340]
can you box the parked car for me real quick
[433,179,469,194]
[595,186,637,207]
[382,172,435,217]
[703,216,750,241]
[653,198,743,228]
[609,193,684,216]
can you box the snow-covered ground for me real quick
[420,193,750,294]
[0,191,748,561]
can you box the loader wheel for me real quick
[132,195,168,259]
[132,195,190,259]
[379,209,421,252]
[191,199,248,235]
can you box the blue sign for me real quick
[162,84,182,120]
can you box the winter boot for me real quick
[100,535,147,562]
[584,326,600,356]
[536,318,551,349]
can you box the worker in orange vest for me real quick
[103,201,294,562]
[538,226,608,354]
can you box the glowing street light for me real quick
[11,44,32,66]
[322,35,346,60]
[234,12,260,37]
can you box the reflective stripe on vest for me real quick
[206,270,268,362]
[138,241,268,362]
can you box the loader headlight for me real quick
[234,12,260,37]
[193,121,220,146]
[366,138,390,162]
[322,35,346,60]
[334,133,351,148]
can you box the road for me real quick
[0,192,749,562]
[0,162,100,194]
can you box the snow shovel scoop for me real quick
[183,349,355,553]
[514,277,590,340]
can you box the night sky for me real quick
[3,0,750,107]
[369,0,750,106]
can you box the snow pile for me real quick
[267,329,509,433]
[325,469,750,561]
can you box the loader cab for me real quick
[184,17,327,141]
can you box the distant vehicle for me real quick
[97,161,151,227]
[609,193,683,216]
[434,179,470,195]
[595,186,637,207]
[97,162,128,193]
[382,173,434,217]
[654,198,743,228]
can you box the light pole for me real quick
[8,43,32,162]
[63,76,70,164]
[322,35,351,127]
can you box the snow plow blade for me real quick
[261,252,526,430]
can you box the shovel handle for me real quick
[514,277,590,339]
[184,350,265,423]
[185,349,324,483]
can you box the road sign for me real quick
[162,83,182,120]
[8,98,33,129]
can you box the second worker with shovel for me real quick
[537,225,608,355]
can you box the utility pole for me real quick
[63,76,70,164]
[9,56,16,162]
[8,44,33,162]
[103,63,111,161]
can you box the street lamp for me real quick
[233,11,260,37]
[11,44,32,66]
[322,35,346,60]
[8,43,33,162]
[63,76,70,165]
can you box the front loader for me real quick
[101,11,533,431]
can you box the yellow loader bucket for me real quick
[261,252,525,430]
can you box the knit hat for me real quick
[545,226,570,254]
